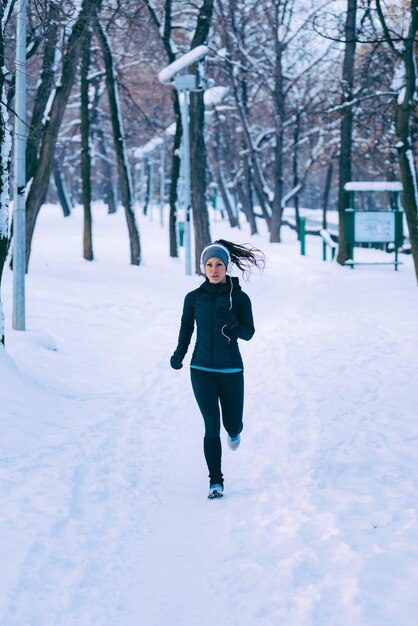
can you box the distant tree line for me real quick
[0,0,417,321]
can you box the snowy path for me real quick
[1,205,418,626]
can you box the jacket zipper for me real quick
[210,294,216,367]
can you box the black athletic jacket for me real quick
[174,276,255,369]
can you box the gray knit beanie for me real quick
[201,244,229,268]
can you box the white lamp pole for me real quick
[176,83,193,276]
[158,45,209,276]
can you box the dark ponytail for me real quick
[215,239,266,279]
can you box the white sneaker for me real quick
[227,434,241,451]
[208,484,224,499]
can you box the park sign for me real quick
[343,182,404,270]
[354,211,396,243]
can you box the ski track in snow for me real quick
[1,204,418,626]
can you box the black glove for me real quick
[222,315,239,337]
[170,351,183,370]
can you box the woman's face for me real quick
[205,257,227,284]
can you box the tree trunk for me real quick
[269,7,285,243]
[143,161,150,216]
[238,74,257,235]
[190,89,211,272]
[293,112,301,239]
[53,164,72,217]
[25,0,103,270]
[395,1,418,283]
[375,0,418,281]
[96,20,141,265]
[398,145,418,283]
[269,119,284,242]
[322,162,334,230]
[190,0,214,272]
[237,180,257,235]
[243,156,257,234]
[89,79,117,215]
[95,124,117,214]
[213,164,238,229]
[165,3,180,258]
[80,29,93,261]
[0,0,12,345]
[337,0,357,265]
[169,110,181,257]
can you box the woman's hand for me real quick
[170,351,183,370]
[221,314,239,337]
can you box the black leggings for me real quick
[190,368,244,487]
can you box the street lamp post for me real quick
[158,45,209,276]
[175,77,195,275]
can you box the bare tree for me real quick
[209,109,239,228]
[89,78,117,215]
[25,0,103,270]
[0,0,13,345]
[95,18,141,265]
[217,0,333,242]
[53,163,73,217]
[142,0,182,258]
[81,28,93,261]
[337,0,357,264]
[161,0,182,258]
[376,0,418,282]
[26,1,60,183]
[218,0,273,226]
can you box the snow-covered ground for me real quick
[1,203,417,626]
